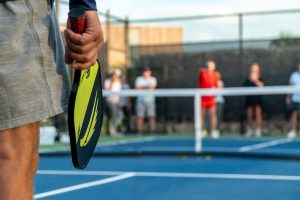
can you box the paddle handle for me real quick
[69,8,86,34]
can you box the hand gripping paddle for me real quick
[68,8,103,169]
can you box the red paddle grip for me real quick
[69,9,86,34]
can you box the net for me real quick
[39,86,300,160]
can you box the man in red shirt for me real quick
[198,60,220,138]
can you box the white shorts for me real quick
[136,101,156,118]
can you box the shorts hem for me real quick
[0,103,68,131]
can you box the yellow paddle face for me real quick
[74,62,100,147]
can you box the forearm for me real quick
[255,80,264,87]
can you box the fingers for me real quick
[65,46,98,70]
[64,10,104,70]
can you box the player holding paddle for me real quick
[0,0,103,199]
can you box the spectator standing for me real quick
[104,70,122,136]
[287,63,300,138]
[135,67,157,133]
[198,61,220,139]
[120,74,132,133]
[244,63,265,137]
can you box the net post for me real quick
[194,93,202,153]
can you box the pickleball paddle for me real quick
[68,8,103,169]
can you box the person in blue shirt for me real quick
[287,63,300,138]
[0,0,103,199]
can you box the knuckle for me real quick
[78,38,85,45]
[75,46,85,54]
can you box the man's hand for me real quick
[64,11,104,70]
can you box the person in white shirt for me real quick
[104,70,122,136]
[287,63,300,138]
[135,67,157,133]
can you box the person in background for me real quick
[104,70,123,136]
[244,63,265,137]
[287,63,300,138]
[216,73,225,133]
[198,60,220,139]
[135,67,157,133]
[120,74,132,133]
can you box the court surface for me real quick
[36,137,300,200]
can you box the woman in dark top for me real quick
[244,63,265,137]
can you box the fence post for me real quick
[124,17,130,69]
[238,13,244,72]
[194,93,202,153]
[106,10,111,72]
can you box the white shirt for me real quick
[135,76,157,103]
[104,79,122,104]
[290,71,300,103]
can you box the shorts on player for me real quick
[201,97,216,109]
[0,1,70,130]
[136,101,156,118]
[292,102,300,112]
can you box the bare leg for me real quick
[149,117,156,132]
[291,111,298,132]
[137,117,144,133]
[209,107,217,132]
[0,122,39,200]
[201,109,206,131]
[255,105,263,129]
[246,106,254,129]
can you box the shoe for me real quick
[288,130,297,139]
[201,130,208,138]
[211,130,220,139]
[255,128,262,137]
[246,127,253,137]
[109,127,120,137]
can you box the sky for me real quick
[58,0,300,42]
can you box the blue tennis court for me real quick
[36,137,300,200]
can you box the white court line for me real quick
[37,170,300,181]
[34,172,135,199]
[39,136,156,154]
[99,136,156,147]
[238,138,293,152]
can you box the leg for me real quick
[217,103,224,130]
[209,107,217,133]
[147,102,156,132]
[291,111,298,132]
[254,105,263,137]
[122,106,130,132]
[137,117,144,133]
[0,122,39,200]
[246,106,254,129]
[255,105,263,129]
[149,117,156,132]
[136,101,145,133]
[201,108,206,131]
[246,106,254,136]
[108,103,120,135]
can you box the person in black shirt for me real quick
[244,63,265,137]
